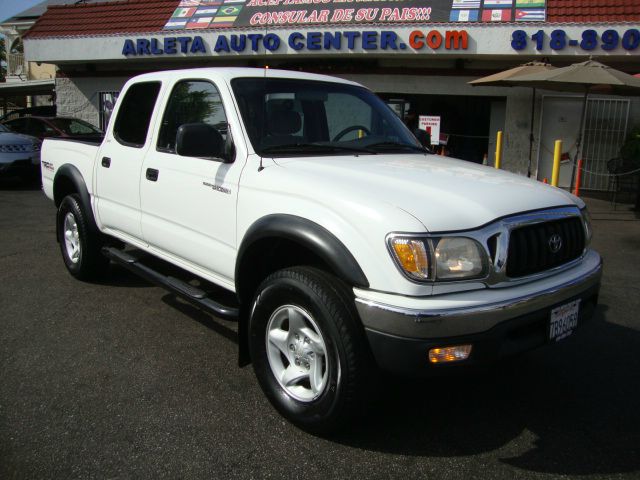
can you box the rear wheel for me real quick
[57,194,108,280]
[249,267,371,433]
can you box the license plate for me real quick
[549,299,581,342]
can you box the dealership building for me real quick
[21,0,640,189]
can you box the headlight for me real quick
[581,207,592,246]
[389,235,489,282]
[433,237,487,280]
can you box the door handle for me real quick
[146,168,159,182]
[101,157,111,168]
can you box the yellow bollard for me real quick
[494,131,503,169]
[551,139,562,187]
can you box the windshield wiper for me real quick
[365,142,430,153]
[260,143,374,155]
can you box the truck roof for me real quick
[128,67,362,87]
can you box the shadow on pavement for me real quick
[335,304,640,476]
[0,176,41,191]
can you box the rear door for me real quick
[94,81,162,242]
[140,78,243,284]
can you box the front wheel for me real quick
[249,267,371,433]
[57,194,108,280]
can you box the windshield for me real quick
[231,77,425,157]
[0,124,9,133]
[49,118,102,136]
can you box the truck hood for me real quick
[274,154,582,232]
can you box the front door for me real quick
[140,79,242,286]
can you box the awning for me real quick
[0,79,55,96]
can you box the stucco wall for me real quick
[55,76,128,128]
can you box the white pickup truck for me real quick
[42,67,602,432]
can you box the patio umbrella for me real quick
[505,59,640,188]
[469,61,557,177]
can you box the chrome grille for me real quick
[506,217,585,278]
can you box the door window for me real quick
[157,80,228,154]
[113,82,161,148]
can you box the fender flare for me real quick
[236,214,370,298]
[53,164,100,237]
[235,214,370,366]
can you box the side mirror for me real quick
[176,123,232,162]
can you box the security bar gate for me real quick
[580,98,630,191]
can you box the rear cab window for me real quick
[113,81,162,148]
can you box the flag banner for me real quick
[483,0,513,7]
[449,9,479,21]
[164,20,188,29]
[187,16,214,28]
[481,8,512,21]
[162,0,545,29]
[196,7,219,15]
[515,8,545,20]
[516,0,545,6]
[172,7,196,18]
[451,0,481,9]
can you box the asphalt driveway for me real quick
[1,179,639,479]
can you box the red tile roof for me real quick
[24,0,177,38]
[23,0,640,39]
[547,0,640,23]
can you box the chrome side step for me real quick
[102,247,239,321]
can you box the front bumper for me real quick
[355,250,602,375]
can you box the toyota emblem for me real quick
[548,233,563,253]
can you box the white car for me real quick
[0,123,41,180]
[40,68,601,432]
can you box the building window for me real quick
[99,91,120,132]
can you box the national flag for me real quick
[449,9,479,21]
[483,0,513,7]
[210,16,237,27]
[481,8,512,21]
[451,0,481,8]
[173,7,196,18]
[199,0,223,4]
[223,0,245,3]
[196,7,219,15]
[187,16,213,28]
[516,0,545,6]
[515,8,545,20]
[219,5,241,15]
[179,0,200,6]
[164,20,188,29]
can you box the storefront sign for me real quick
[121,29,470,56]
[163,0,545,30]
[510,28,640,51]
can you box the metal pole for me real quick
[570,88,589,191]
[495,130,503,169]
[527,88,536,178]
[552,139,562,186]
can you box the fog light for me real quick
[429,345,472,364]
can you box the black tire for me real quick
[57,194,109,280]
[249,266,371,433]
